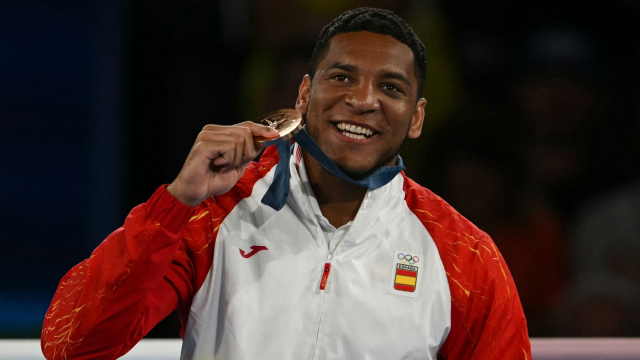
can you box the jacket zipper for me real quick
[311,254,333,359]
[319,255,332,290]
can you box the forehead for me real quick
[320,31,416,80]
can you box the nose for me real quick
[344,79,380,114]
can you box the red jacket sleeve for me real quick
[403,175,531,360]
[41,151,280,360]
[438,242,531,360]
[41,186,196,360]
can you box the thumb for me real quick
[259,125,280,138]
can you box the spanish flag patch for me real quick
[394,264,418,292]
[390,250,423,297]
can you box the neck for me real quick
[302,150,368,228]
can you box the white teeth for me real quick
[335,122,374,137]
[342,131,366,140]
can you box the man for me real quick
[42,8,531,360]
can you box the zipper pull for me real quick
[319,263,331,290]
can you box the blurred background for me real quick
[1,0,639,339]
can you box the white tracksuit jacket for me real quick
[42,146,531,360]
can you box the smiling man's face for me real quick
[296,31,426,179]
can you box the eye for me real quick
[330,74,350,82]
[383,83,401,92]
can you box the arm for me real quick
[41,122,277,360]
[41,186,195,360]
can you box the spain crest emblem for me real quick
[389,251,423,297]
[394,263,419,292]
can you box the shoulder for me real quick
[401,173,514,313]
[402,174,485,240]
[402,174,530,358]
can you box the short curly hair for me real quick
[310,8,427,97]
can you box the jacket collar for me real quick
[286,144,406,254]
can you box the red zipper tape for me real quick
[319,263,331,290]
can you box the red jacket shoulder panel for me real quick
[402,174,531,360]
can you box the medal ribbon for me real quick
[261,127,405,211]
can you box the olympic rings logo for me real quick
[398,253,420,264]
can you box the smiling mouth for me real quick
[334,122,376,140]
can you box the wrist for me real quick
[166,182,201,207]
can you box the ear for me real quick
[407,98,427,139]
[295,75,312,116]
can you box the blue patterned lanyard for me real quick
[261,126,405,210]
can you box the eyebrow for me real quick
[323,62,356,73]
[323,62,411,88]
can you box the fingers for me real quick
[202,125,256,163]
[204,121,279,137]
[193,133,238,169]
[237,121,280,138]
[171,121,280,204]
[194,130,264,173]
[202,121,279,159]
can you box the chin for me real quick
[334,148,401,180]
[336,162,379,180]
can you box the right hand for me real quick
[167,121,279,207]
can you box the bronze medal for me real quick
[254,109,303,146]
